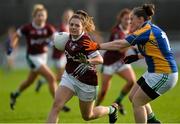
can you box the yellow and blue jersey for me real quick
[125,21,178,73]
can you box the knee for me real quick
[127,80,135,88]
[128,94,133,103]
[47,74,56,83]
[52,100,64,112]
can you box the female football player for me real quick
[10,4,57,110]
[47,10,118,123]
[82,4,178,123]
[35,9,74,90]
[96,8,136,115]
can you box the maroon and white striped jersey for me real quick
[65,33,100,86]
[17,22,56,55]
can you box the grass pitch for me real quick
[0,66,180,123]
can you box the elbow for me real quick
[99,57,104,64]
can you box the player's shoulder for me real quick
[45,23,56,32]
[80,33,92,41]
[111,25,120,33]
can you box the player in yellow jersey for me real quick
[82,4,178,123]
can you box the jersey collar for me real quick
[71,31,85,41]
[32,21,45,29]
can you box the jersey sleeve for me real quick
[48,24,56,36]
[109,28,120,41]
[17,24,28,37]
[125,24,151,46]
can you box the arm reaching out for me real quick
[83,39,130,51]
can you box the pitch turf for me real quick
[0,66,180,123]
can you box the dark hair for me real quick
[133,4,155,21]
[116,8,131,24]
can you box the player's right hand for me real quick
[6,38,13,55]
[124,55,139,64]
[82,40,100,51]
[6,47,13,55]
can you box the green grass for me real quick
[0,66,180,123]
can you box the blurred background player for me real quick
[96,8,136,115]
[34,9,73,112]
[47,10,118,123]
[35,9,74,92]
[9,4,58,110]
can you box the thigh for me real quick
[131,85,152,106]
[101,73,112,90]
[129,83,141,102]
[38,64,55,79]
[54,85,74,105]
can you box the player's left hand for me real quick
[75,53,89,64]
[82,40,100,51]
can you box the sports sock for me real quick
[108,106,115,114]
[115,91,127,104]
[147,112,158,122]
[13,90,20,98]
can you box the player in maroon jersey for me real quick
[36,9,74,92]
[9,4,58,110]
[96,9,136,115]
[47,10,118,123]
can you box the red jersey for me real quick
[52,23,68,59]
[103,25,127,65]
[17,22,56,55]
[65,33,98,86]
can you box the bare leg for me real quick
[96,74,112,106]
[115,66,136,103]
[79,100,109,120]
[10,70,38,110]
[18,70,38,92]
[38,64,57,97]
[55,67,64,81]
[47,86,74,123]
[131,83,152,123]
[79,100,118,123]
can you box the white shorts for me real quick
[53,55,67,68]
[60,71,98,102]
[138,71,178,99]
[26,53,47,71]
[102,61,131,75]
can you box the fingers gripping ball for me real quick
[53,32,69,51]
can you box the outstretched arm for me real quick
[100,39,130,50]
[83,39,131,51]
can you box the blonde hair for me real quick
[32,4,47,17]
[70,10,95,32]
